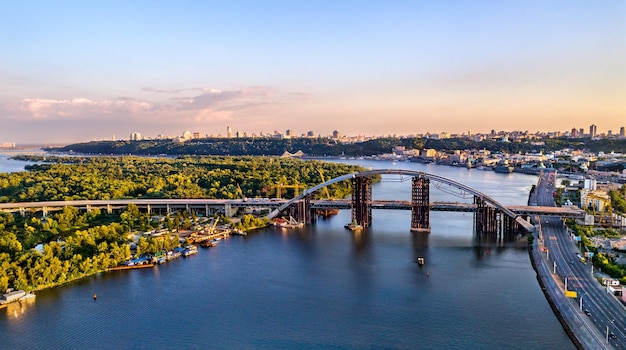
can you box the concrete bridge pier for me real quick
[351,177,372,228]
[474,196,523,241]
[474,197,500,237]
[289,196,314,224]
[410,176,431,233]
[224,203,234,217]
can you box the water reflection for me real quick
[3,297,36,320]
[350,229,370,256]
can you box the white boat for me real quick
[19,292,36,301]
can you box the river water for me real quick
[0,157,574,349]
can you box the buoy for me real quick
[93,293,97,300]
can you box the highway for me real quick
[536,171,626,349]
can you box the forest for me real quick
[46,136,626,157]
[0,156,365,292]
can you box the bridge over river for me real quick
[0,169,586,236]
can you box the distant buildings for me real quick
[123,123,625,144]
[589,124,597,138]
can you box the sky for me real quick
[1,1,625,144]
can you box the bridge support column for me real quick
[351,177,372,228]
[107,204,112,214]
[224,203,232,217]
[475,197,496,235]
[411,176,430,233]
[289,197,311,224]
[502,215,518,239]
[205,204,210,217]
[304,195,315,224]
[146,205,151,215]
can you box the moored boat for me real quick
[182,245,198,257]
[344,221,363,231]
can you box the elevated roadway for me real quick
[0,198,585,220]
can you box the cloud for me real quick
[8,97,152,120]
[142,87,204,94]
[172,86,277,112]
[1,85,313,132]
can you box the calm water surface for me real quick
[0,158,574,349]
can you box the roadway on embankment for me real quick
[531,171,626,349]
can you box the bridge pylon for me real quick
[411,176,430,233]
[289,196,315,224]
[474,196,522,240]
[351,177,372,228]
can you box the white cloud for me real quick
[9,97,152,120]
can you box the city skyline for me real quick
[1,1,625,143]
[124,123,625,142]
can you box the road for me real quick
[535,171,626,349]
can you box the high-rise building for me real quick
[571,128,577,137]
[226,126,232,138]
[579,128,584,137]
[332,130,340,139]
[589,124,597,138]
[130,132,142,141]
[620,127,625,138]
[306,131,314,137]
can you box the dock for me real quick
[108,264,155,271]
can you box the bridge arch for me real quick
[268,169,532,231]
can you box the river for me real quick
[0,157,574,349]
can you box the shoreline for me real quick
[527,232,607,349]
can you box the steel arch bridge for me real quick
[268,169,534,234]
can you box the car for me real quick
[584,309,591,316]
[610,333,616,339]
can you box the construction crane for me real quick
[236,183,247,201]
[316,168,339,217]
[268,183,306,199]
[583,192,614,226]
[317,168,332,200]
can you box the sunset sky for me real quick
[1,1,625,143]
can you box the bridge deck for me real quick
[0,199,586,219]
